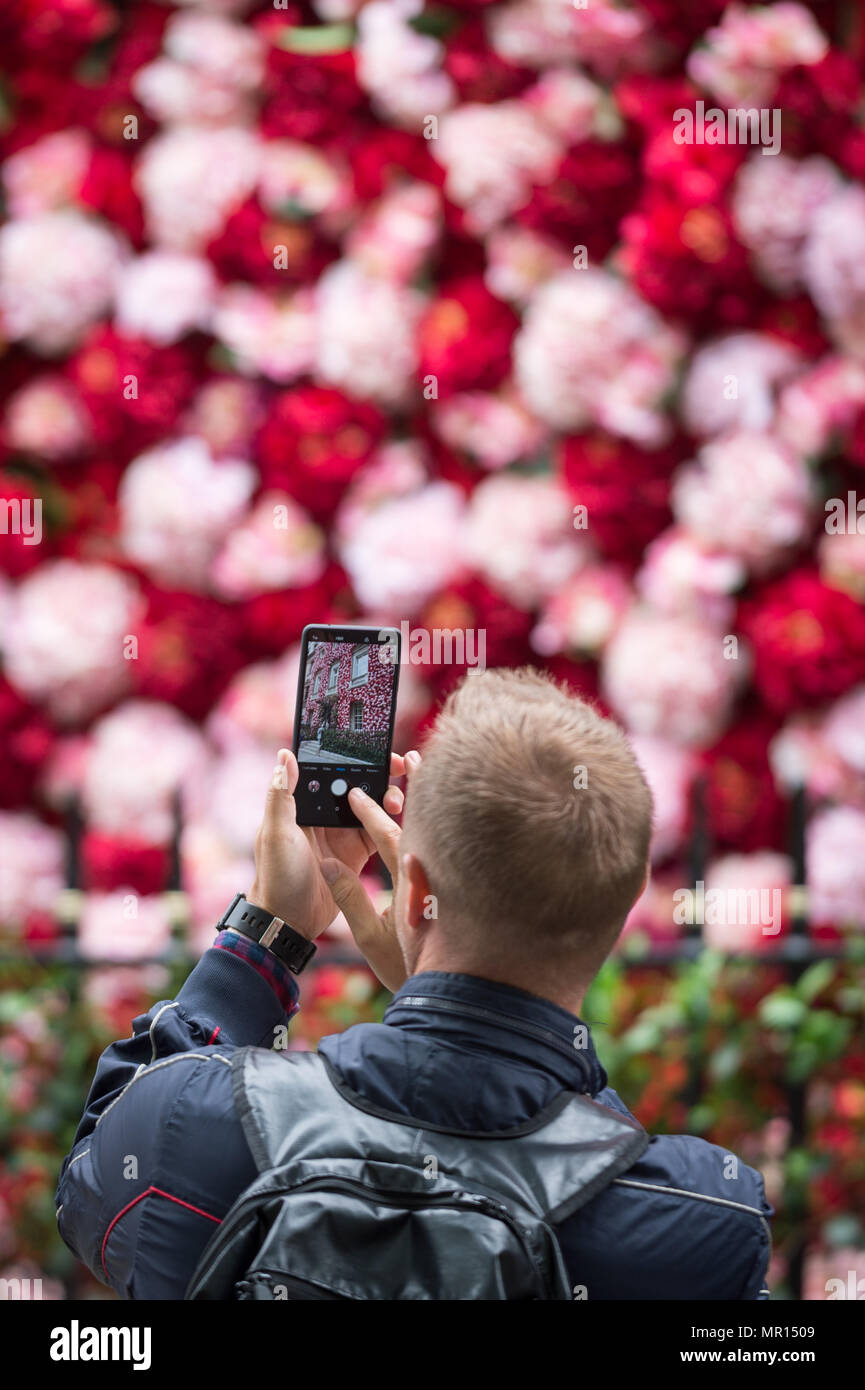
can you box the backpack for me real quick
[185,1046,649,1302]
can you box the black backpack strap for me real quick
[231,1046,648,1225]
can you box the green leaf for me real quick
[759,993,807,1030]
[276,24,356,54]
[796,960,835,1003]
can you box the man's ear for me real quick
[402,852,434,931]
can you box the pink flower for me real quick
[212,492,326,599]
[118,437,256,591]
[5,375,90,459]
[637,528,743,627]
[700,852,792,951]
[3,561,142,724]
[732,153,841,294]
[680,333,801,438]
[206,647,302,753]
[489,0,654,77]
[672,432,813,574]
[434,101,562,235]
[770,687,865,810]
[803,1249,865,1302]
[258,141,352,226]
[338,477,467,613]
[185,743,275,855]
[630,735,697,863]
[433,388,549,470]
[78,892,174,961]
[135,126,259,251]
[81,700,205,843]
[775,356,865,459]
[514,268,686,444]
[602,609,743,747]
[484,226,570,306]
[0,812,64,934]
[180,819,256,951]
[531,564,630,656]
[133,11,264,126]
[183,377,263,458]
[314,260,424,407]
[213,285,317,383]
[346,182,441,283]
[803,184,865,344]
[807,806,865,930]
[522,69,603,142]
[2,129,91,218]
[464,473,586,609]
[356,0,454,130]
[821,688,865,789]
[114,252,216,345]
[819,529,865,603]
[0,210,125,354]
[687,3,828,106]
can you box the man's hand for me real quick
[248,747,407,941]
[318,750,422,991]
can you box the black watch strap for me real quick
[216,892,317,975]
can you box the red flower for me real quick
[349,128,443,202]
[207,198,337,289]
[416,579,533,701]
[699,712,787,853]
[258,15,366,145]
[755,296,829,360]
[444,21,533,104]
[0,678,54,808]
[78,147,146,248]
[240,562,351,659]
[66,327,204,462]
[0,470,50,577]
[256,386,387,521]
[517,140,639,260]
[738,569,865,715]
[775,51,863,159]
[620,188,764,329]
[418,276,518,398]
[0,70,87,154]
[559,432,678,568]
[136,589,248,721]
[626,2,726,58]
[81,831,170,895]
[1,0,115,68]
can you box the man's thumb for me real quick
[264,748,298,825]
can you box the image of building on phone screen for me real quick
[298,640,394,767]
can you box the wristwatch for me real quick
[216,892,317,975]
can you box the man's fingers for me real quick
[382,783,404,816]
[319,859,406,991]
[347,787,401,877]
[263,748,299,828]
[319,859,383,940]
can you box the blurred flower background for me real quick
[1,0,865,1299]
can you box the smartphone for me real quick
[291,623,401,827]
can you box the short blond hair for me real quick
[403,667,653,968]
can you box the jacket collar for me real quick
[384,970,608,1097]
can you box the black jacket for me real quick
[56,951,773,1299]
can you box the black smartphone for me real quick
[291,623,401,827]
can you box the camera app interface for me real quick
[298,636,396,771]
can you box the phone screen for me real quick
[292,625,401,826]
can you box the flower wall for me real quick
[0,0,864,1298]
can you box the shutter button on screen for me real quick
[330,778,348,796]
